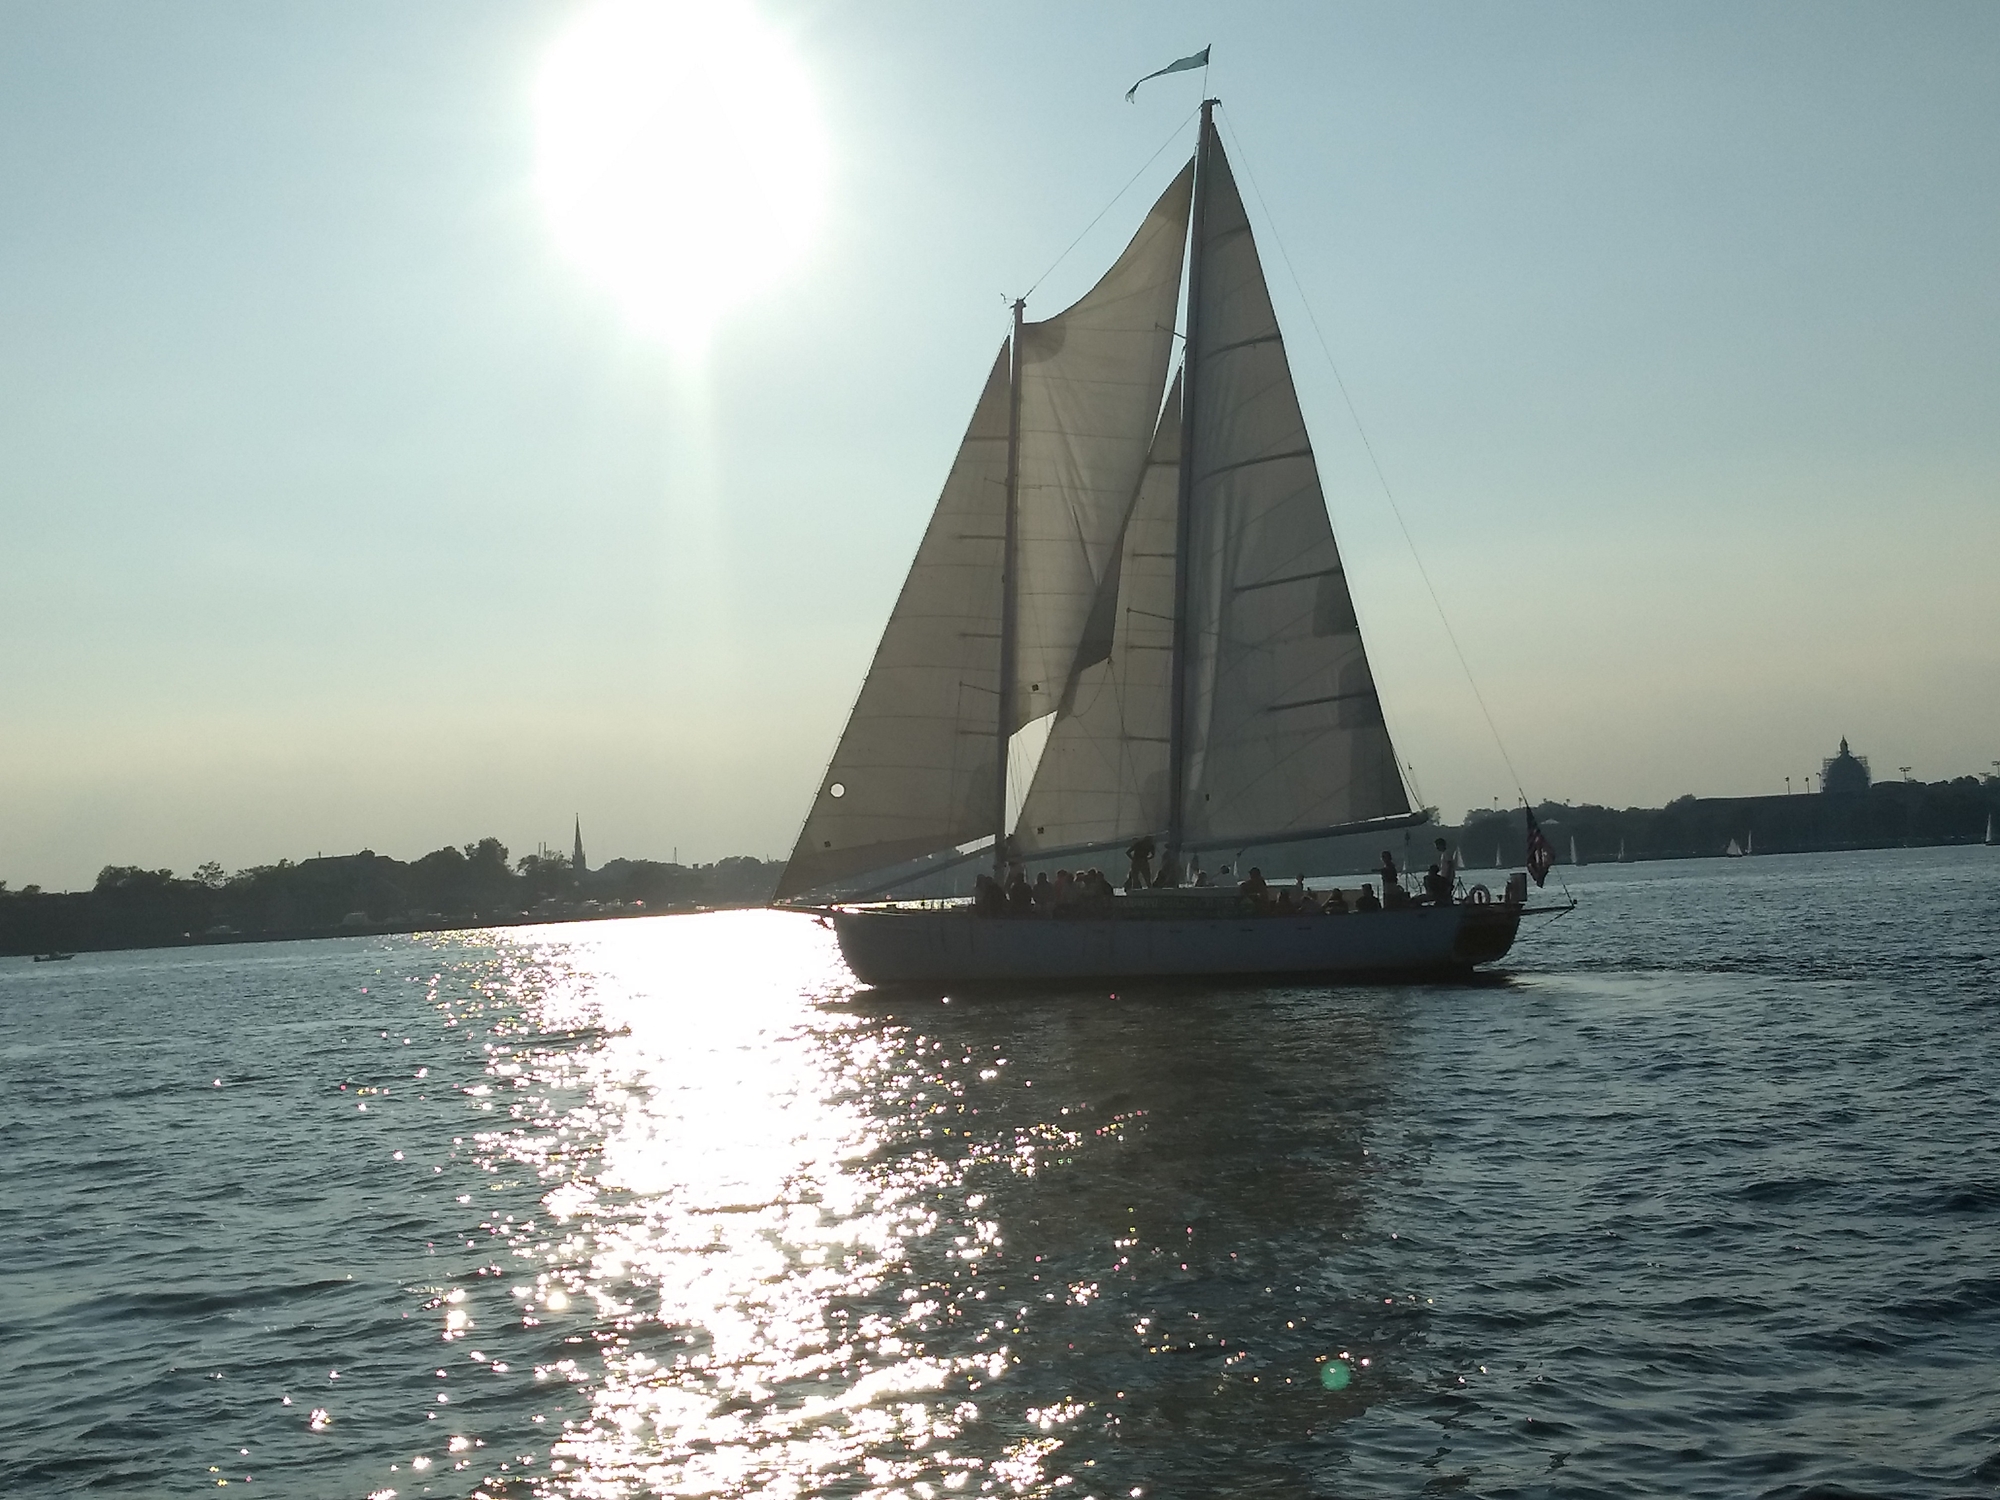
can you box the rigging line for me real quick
[1024,104,1201,300]
[1215,105,1530,817]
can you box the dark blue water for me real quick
[3,846,1996,1498]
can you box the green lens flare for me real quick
[1320,1359,1351,1391]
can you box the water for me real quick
[3,845,1996,1498]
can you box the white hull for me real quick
[828,901,1522,987]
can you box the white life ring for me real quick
[1468,884,1492,906]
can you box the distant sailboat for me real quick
[1987,813,1995,846]
[1724,838,1744,858]
[1747,831,1755,855]
[1570,835,1586,867]
[1616,839,1626,862]
[1494,844,1503,870]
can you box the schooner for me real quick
[776,102,1525,983]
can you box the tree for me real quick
[193,861,226,889]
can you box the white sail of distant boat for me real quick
[1988,813,1995,846]
[774,99,1545,983]
[1494,844,1503,869]
[1616,839,1626,862]
[1570,835,1584,867]
[1747,830,1755,855]
[1725,837,1743,858]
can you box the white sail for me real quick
[775,346,1012,900]
[1009,162,1194,732]
[1179,133,1409,846]
[1014,376,1182,854]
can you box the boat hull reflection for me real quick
[829,902,1521,986]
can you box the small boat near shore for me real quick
[777,100,1560,985]
[32,952,76,963]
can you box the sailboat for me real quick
[1986,813,1994,847]
[776,103,1535,984]
[1616,839,1626,862]
[1569,835,1586,867]
[1724,838,1744,858]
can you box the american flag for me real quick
[1525,808,1555,887]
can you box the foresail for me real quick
[1010,161,1193,733]
[1014,376,1180,856]
[775,345,1012,901]
[1180,133,1410,845]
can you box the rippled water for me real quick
[3,845,1997,1498]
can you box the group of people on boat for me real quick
[973,865,1120,917]
[1231,839,1458,915]
[970,837,1469,917]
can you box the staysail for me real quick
[1009,162,1193,732]
[1176,126,1410,847]
[1014,375,1182,855]
[773,346,1012,902]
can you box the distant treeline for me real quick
[0,840,782,958]
[1453,775,2000,868]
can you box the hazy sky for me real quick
[4,0,1998,890]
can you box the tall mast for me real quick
[1165,100,1215,877]
[994,296,1026,879]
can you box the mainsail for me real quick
[1175,127,1409,847]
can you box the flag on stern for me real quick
[1525,808,1554,888]
[1126,46,1210,102]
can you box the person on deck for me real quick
[973,873,1004,916]
[1005,870,1033,915]
[1355,883,1381,913]
[1238,866,1271,911]
[1376,850,1400,895]
[1422,863,1452,905]
[1052,869,1075,914]
[1124,836,1155,892]
[1434,837,1458,890]
[1322,886,1348,914]
[1031,871,1054,914]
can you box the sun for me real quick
[533,0,830,350]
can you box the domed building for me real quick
[1821,737,1871,797]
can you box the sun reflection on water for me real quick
[399,907,1400,1498]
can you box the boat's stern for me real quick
[1451,900,1524,967]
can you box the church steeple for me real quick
[572,816,587,877]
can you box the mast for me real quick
[1165,100,1216,878]
[995,296,1026,879]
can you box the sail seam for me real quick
[1196,446,1312,482]
[1263,688,1375,714]
[1204,332,1283,359]
[1236,564,1343,593]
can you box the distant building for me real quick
[572,817,587,877]
[1821,737,1871,797]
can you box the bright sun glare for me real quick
[534,0,829,349]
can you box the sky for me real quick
[3,0,1998,891]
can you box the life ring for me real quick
[1468,884,1492,906]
